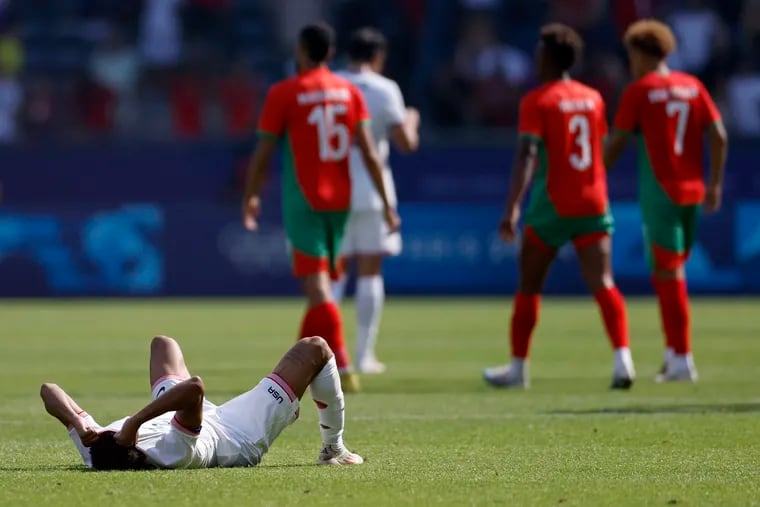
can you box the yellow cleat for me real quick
[339,372,361,393]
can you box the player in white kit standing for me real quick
[332,28,420,374]
[40,335,363,469]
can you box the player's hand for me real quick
[242,195,261,231]
[114,418,139,447]
[384,207,401,233]
[498,207,520,243]
[704,184,722,214]
[72,417,100,447]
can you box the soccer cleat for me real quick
[610,376,634,390]
[656,355,698,383]
[483,363,528,388]
[357,357,387,375]
[611,349,635,390]
[339,372,361,393]
[318,445,364,465]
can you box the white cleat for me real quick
[655,355,698,383]
[318,445,364,465]
[611,348,636,390]
[357,357,387,375]
[483,363,528,388]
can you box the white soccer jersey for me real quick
[337,69,406,211]
[67,375,299,469]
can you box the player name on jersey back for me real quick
[647,86,699,103]
[559,98,597,113]
[297,88,352,105]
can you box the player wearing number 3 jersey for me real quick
[484,24,635,390]
[243,23,400,393]
[605,20,728,382]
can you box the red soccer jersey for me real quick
[520,79,609,218]
[257,67,370,211]
[614,71,721,205]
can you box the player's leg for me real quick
[269,336,363,465]
[290,209,358,392]
[149,335,191,388]
[574,232,635,389]
[646,206,699,382]
[484,226,556,388]
[331,212,359,304]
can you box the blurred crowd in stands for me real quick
[0,0,758,145]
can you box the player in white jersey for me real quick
[40,335,363,469]
[332,28,420,374]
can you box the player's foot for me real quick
[656,354,698,383]
[339,372,361,393]
[483,363,528,388]
[357,357,387,375]
[611,348,635,390]
[653,348,675,382]
[318,444,364,465]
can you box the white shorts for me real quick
[341,210,402,257]
[212,374,300,466]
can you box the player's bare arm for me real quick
[603,130,632,170]
[356,122,401,232]
[705,120,728,214]
[390,107,421,153]
[242,136,279,231]
[115,376,205,447]
[500,138,537,243]
[40,383,99,446]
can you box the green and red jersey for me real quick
[519,79,610,220]
[614,71,721,205]
[257,67,370,212]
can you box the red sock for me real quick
[652,277,691,354]
[593,286,629,349]
[510,293,540,359]
[299,302,351,370]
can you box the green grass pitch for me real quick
[1,298,758,506]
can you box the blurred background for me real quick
[0,0,759,297]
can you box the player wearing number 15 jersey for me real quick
[243,23,400,393]
[605,20,728,382]
[484,24,635,390]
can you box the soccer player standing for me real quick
[243,23,400,393]
[605,20,728,382]
[331,28,420,374]
[483,24,635,389]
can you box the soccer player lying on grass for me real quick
[483,24,635,390]
[604,20,728,382]
[40,335,363,470]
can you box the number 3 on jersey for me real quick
[308,104,349,162]
[666,100,690,156]
[569,114,591,171]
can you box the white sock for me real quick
[664,347,675,365]
[614,347,634,377]
[355,275,384,364]
[309,356,345,447]
[332,275,347,304]
[510,357,526,375]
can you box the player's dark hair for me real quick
[298,22,335,63]
[89,431,154,471]
[624,19,677,59]
[348,27,387,63]
[540,23,584,73]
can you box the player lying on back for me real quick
[242,23,400,393]
[604,20,728,382]
[331,27,421,374]
[41,335,363,469]
[483,24,635,390]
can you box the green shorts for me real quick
[641,199,700,270]
[524,212,614,250]
[282,206,348,278]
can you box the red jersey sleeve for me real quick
[613,83,640,133]
[257,83,288,138]
[518,93,542,140]
[697,81,722,127]
[351,85,371,130]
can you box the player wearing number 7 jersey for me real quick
[483,24,635,390]
[605,20,728,383]
[243,23,400,393]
